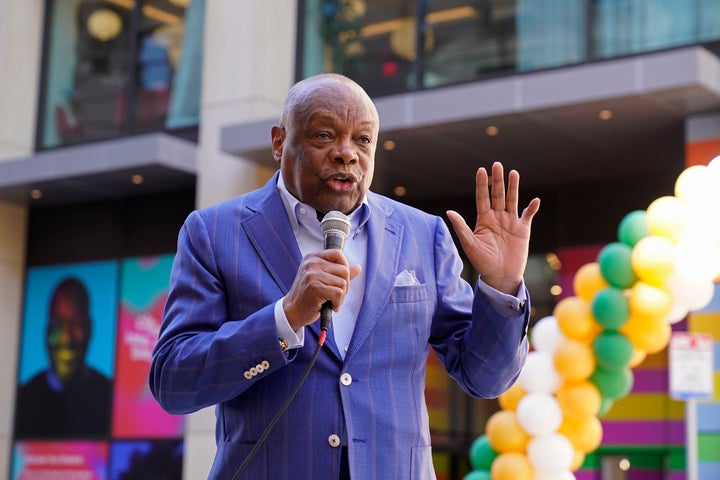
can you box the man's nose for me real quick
[333,138,358,164]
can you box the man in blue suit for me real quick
[150,73,540,479]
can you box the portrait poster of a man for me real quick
[14,261,118,438]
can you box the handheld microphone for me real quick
[319,211,351,333]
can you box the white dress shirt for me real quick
[274,175,369,359]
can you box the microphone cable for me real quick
[230,332,328,480]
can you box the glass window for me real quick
[424,0,518,86]
[301,0,419,95]
[593,0,720,59]
[39,0,204,149]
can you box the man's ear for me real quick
[271,125,285,162]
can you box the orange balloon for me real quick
[498,381,526,412]
[574,262,610,302]
[556,380,602,419]
[554,339,596,381]
[558,415,603,453]
[485,410,530,453]
[629,281,673,320]
[554,296,602,343]
[490,452,534,480]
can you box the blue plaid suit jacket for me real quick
[149,172,529,479]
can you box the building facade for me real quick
[1,1,719,478]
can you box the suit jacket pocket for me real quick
[389,284,430,303]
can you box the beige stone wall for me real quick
[0,0,42,474]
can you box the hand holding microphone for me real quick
[282,211,359,335]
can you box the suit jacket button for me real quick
[328,434,341,448]
[243,371,252,380]
[340,373,352,386]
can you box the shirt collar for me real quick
[276,174,370,236]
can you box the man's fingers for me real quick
[491,162,506,211]
[475,167,491,216]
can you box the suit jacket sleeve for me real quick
[429,215,530,399]
[149,208,291,414]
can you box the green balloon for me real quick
[593,330,633,371]
[598,242,638,288]
[598,397,615,417]
[464,471,492,480]
[591,366,634,400]
[618,210,649,247]
[591,287,630,329]
[468,435,497,471]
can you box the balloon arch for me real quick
[465,158,720,480]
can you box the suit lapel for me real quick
[241,176,344,360]
[241,189,300,295]
[345,197,402,360]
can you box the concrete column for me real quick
[0,0,42,475]
[185,1,297,478]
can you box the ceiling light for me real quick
[486,126,499,136]
[545,252,561,270]
[550,285,563,296]
[383,140,396,151]
[393,186,407,197]
[30,189,42,200]
[131,174,144,185]
[598,109,613,120]
[87,9,123,41]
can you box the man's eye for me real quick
[317,132,331,140]
[359,136,371,144]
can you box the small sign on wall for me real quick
[669,332,714,401]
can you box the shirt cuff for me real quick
[274,298,305,349]
[476,277,528,316]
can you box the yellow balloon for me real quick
[573,262,610,302]
[554,339,596,381]
[485,410,530,453]
[620,315,671,354]
[559,415,603,453]
[631,236,676,286]
[571,449,586,471]
[556,380,602,419]
[646,196,687,243]
[498,381,526,412]
[629,281,673,320]
[628,347,647,368]
[554,296,602,343]
[490,452,534,480]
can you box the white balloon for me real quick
[675,235,720,283]
[708,154,720,170]
[516,392,562,436]
[531,316,566,354]
[518,351,563,394]
[527,433,575,474]
[675,165,709,204]
[663,272,716,320]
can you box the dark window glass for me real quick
[300,0,720,97]
[39,0,204,149]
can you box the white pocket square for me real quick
[394,270,420,286]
